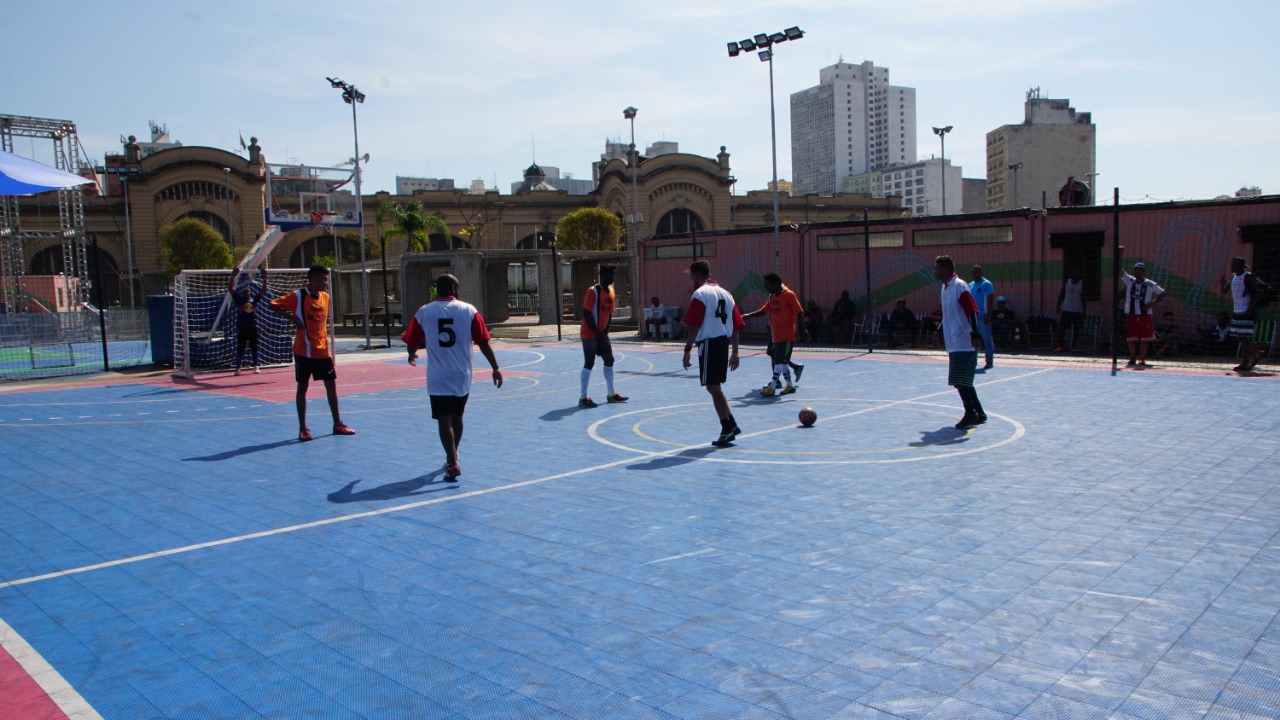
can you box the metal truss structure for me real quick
[1,114,91,312]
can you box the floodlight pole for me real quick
[121,175,136,308]
[767,53,781,272]
[329,77,371,348]
[1007,161,1023,210]
[727,27,803,273]
[223,167,234,256]
[932,125,952,215]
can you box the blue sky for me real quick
[6,0,1278,203]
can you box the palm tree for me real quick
[377,200,450,255]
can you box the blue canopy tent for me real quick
[0,149,95,195]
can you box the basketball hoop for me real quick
[313,211,339,229]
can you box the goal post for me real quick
[172,268,313,378]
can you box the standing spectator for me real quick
[935,256,987,429]
[803,300,824,342]
[969,265,996,369]
[1056,269,1087,352]
[742,272,808,395]
[228,267,267,376]
[827,290,857,342]
[578,264,627,407]
[888,299,920,348]
[1219,256,1270,372]
[682,261,745,447]
[1118,256,1167,367]
[643,296,669,339]
[1153,311,1180,358]
[268,265,356,441]
[403,274,503,481]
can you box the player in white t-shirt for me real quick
[403,274,503,481]
[682,260,746,447]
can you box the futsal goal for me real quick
[172,268,313,378]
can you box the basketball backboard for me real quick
[264,163,362,230]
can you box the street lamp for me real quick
[1007,161,1023,210]
[623,107,641,247]
[932,125,952,215]
[728,26,804,272]
[222,167,234,256]
[326,76,371,348]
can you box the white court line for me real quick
[0,368,1051,590]
[0,617,103,720]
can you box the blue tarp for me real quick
[0,149,95,196]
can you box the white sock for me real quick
[580,368,591,397]
[603,366,615,394]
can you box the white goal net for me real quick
[172,269,313,378]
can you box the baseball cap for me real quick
[1133,262,1146,270]
[996,296,1007,302]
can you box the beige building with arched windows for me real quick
[11,135,897,310]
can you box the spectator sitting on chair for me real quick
[803,300,824,342]
[920,308,943,348]
[827,290,857,342]
[1153,311,1180,357]
[888,300,920,347]
[1196,312,1233,355]
[990,297,1021,349]
[643,297,668,339]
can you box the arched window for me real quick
[289,233,362,267]
[29,245,122,305]
[654,208,704,237]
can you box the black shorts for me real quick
[236,324,259,350]
[581,335,614,365]
[429,394,469,419]
[697,336,730,386]
[767,341,793,365]
[294,355,336,382]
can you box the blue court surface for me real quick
[1,342,1278,719]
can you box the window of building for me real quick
[914,225,1015,246]
[645,242,715,260]
[818,231,904,250]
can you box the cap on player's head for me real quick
[435,273,459,297]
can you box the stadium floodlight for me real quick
[327,76,372,347]
[724,25,805,271]
[932,126,953,215]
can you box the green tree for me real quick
[377,200,450,254]
[158,217,233,277]
[555,208,624,251]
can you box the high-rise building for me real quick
[790,60,917,196]
[986,89,1096,210]
[396,176,456,194]
[850,158,960,217]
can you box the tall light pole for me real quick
[932,125,952,215]
[121,174,135,308]
[326,76,370,348]
[728,26,804,272]
[222,167,234,257]
[1007,161,1023,210]
[623,107,641,246]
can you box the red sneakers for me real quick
[333,423,356,436]
[298,428,313,442]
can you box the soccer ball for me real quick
[798,407,817,427]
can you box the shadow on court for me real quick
[327,475,457,503]
[909,426,971,447]
[182,439,298,461]
[626,445,719,471]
